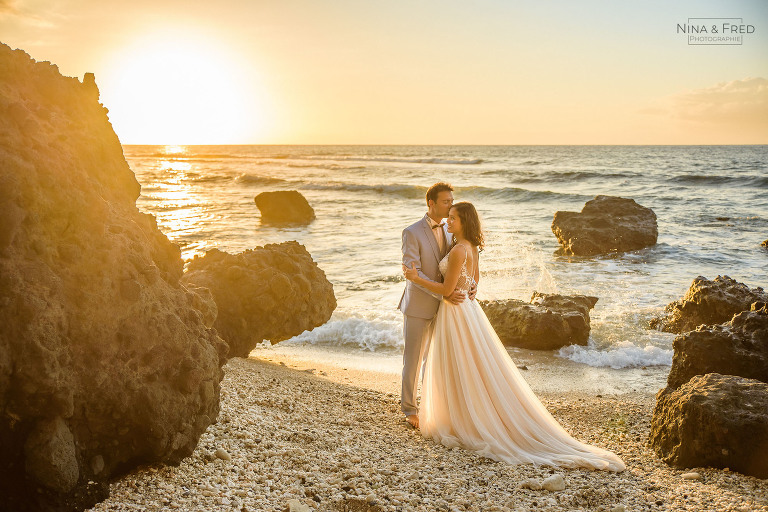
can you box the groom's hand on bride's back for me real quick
[445,289,466,305]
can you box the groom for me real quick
[398,182,475,429]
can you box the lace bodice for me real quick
[439,250,474,293]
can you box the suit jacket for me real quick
[398,216,450,319]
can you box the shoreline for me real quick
[88,354,767,512]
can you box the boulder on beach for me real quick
[181,241,336,358]
[651,275,767,334]
[667,304,768,388]
[551,195,658,256]
[479,292,598,350]
[649,373,768,478]
[0,43,227,511]
[254,190,315,224]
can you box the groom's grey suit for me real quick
[398,215,449,416]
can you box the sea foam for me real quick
[284,311,403,352]
[558,341,673,369]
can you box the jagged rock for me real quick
[480,293,598,350]
[667,304,768,388]
[0,43,227,511]
[651,275,767,334]
[182,242,336,358]
[649,373,768,478]
[254,190,315,224]
[762,239,768,248]
[183,283,218,329]
[551,195,658,256]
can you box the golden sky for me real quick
[1,0,767,144]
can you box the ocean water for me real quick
[124,145,768,370]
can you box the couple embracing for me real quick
[398,182,625,471]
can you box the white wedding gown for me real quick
[419,253,626,472]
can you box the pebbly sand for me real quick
[88,352,768,512]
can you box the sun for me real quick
[99,30,270,144]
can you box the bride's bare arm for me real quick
[404,245,466,297]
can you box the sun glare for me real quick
[99,31,271,144]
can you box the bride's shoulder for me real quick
[448,244,469,259]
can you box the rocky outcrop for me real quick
[651,275,767,334]
[667,304,768,388]
[551,195,657,256]
[762,239,768,248]
[0,43,227,511]
[480,292,598,350]
[649,373,768,478]
[182,242,336,358]
[254,190,315,224]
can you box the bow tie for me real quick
[431,223,445,229]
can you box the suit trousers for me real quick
[401,313,435,416]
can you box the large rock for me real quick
[0,44,227,511]
[479,292,598,350]
[649,373,768,478]
[667,304,768,388]
[651,275,767,334]
[254,190,315,224]
[182,241,336,358]
[551,195,658,256]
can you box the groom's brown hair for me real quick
[426,182,453,206]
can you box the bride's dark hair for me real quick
[451,201,485,251]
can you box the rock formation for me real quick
[551,195,657,256]
[254,190,315,224]
[0,43,227,511]
[667,304,768,388]
[762,239,768,248]
[649,373,768,478]
[651,275,767,333]
[479,292,598,350]
[182,242,336,358]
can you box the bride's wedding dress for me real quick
[419,252,626,472]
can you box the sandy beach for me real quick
[88,353,767,512]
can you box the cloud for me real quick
[646,77,768,129]
[0,0,17,14]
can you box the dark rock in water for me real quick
[649,373,768,478]
[480,292,598,350]
[551,195,658,256]
[651,275,767,334]
[255,190,315,224]
[0,43,227,511]
[667,304,768,388]
[762,239,768,248]
[182,242,336,358]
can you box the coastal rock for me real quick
[182,242,336,358]
[551,195,658,256]
[762,239,767,248]
[480,293,598,350]
[667,304,768,388]
[0,43,227,511]
[649,373,768,478]
[651,275,767,334]
[254,190,315,224]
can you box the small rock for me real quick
[611,505,626,512]
[215,448,231,461]
[518,478,542,490]
[286,499,311,512]
[542,474,566,491]
[682,472,701,480]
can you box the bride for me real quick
[403,202,625,472]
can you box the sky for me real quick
[1,0,767,144]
